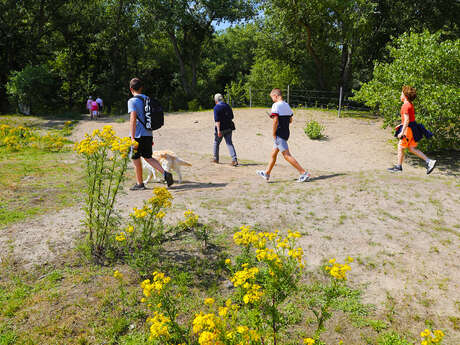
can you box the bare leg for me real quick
[144,157,165,174]
[408,147,428,161]
[266,148,279,175]
[397,143,405,166]
[132,158,144,184]
[282,150,306,174]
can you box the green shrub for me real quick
[187,99,200,111]
[6,65,58,115]
[376,331,411,345]
[352,31,460,151]
[304,119,325,139]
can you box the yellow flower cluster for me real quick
[115,233,126,242]
[182,209,198,228]
[231,264,259,287]
[304,338,315,345]
[155,211,166,219]
[256,248,281,264]
[141,271,171,297]
[231,265,264,304]
[325,257,353,280]
[420,329,444,345]
[193,312,217,334]
[75,125,131,156]
[149,187,173,208]
[0,124,66,152]
[242,283,263,304]
[192,298,259,345]
[233,225,263,247]
[131,206,149,218]
[204,297,215,306]
[234,226,305,269]
[113,270,123,279]
[147,311,171,340]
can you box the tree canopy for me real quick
[1,0,459,117]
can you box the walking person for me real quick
[257,88,310,182]
[128,77,173,190]
[212,93,238,166]
[86,96,93,118]
[96,96,103,115]
[91,99,99,120]
[388,85,436,174]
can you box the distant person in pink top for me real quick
[91,100,99,120]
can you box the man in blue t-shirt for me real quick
[256,88,310,182]
[128,78,173,190]
[212,93,238,166]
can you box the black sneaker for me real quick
[164,171,174,187]
[387,165,402,173]
[426,159,437,175]
[130,183,146,191]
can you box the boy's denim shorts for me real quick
[273,136,289,152]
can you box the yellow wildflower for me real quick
[204,297,215,306]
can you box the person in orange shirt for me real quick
[388,85,436,174]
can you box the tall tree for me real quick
[139,0,257,98]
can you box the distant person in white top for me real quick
[96,97,103,114]
[257,88,310,182]
[86,96,93,117]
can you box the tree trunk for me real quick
[340,42,352,91]
[167,31,191,96]
[299,21,326,89]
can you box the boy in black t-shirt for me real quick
[257,88,310,182]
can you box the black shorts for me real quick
[131,136,153,160]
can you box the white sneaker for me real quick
[298,172,311,182]
[426,159,437,175]
[256,170,270,181]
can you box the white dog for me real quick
[142,150,191,184]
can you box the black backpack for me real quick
[134,95,164,130]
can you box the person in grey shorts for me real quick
[212,93,238,166]
[257,88,310,182]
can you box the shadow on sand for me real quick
[267,173,346,184]
[168,182,228,191]
[407,150,460,177]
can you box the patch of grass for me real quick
[449,316,460,330]
[0,324,19,345]
[433,225,460,238]
[0,148,84,227]
[376,331,411,345]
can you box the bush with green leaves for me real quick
[352,31,460,151]
[6,65,58,114]
[304,120,325,139]
[224,80,248,107]
[188,99,201,111]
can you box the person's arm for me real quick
[130,111,137,144]
[272,115,279,139]
[398,113,410,139]
[214,107,222,137]
[215,121,222,137]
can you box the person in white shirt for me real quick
[96,97,103,115]
[257,88,311,182]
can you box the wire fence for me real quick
[225,86,369,116]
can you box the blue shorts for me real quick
[273,136,289,152]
